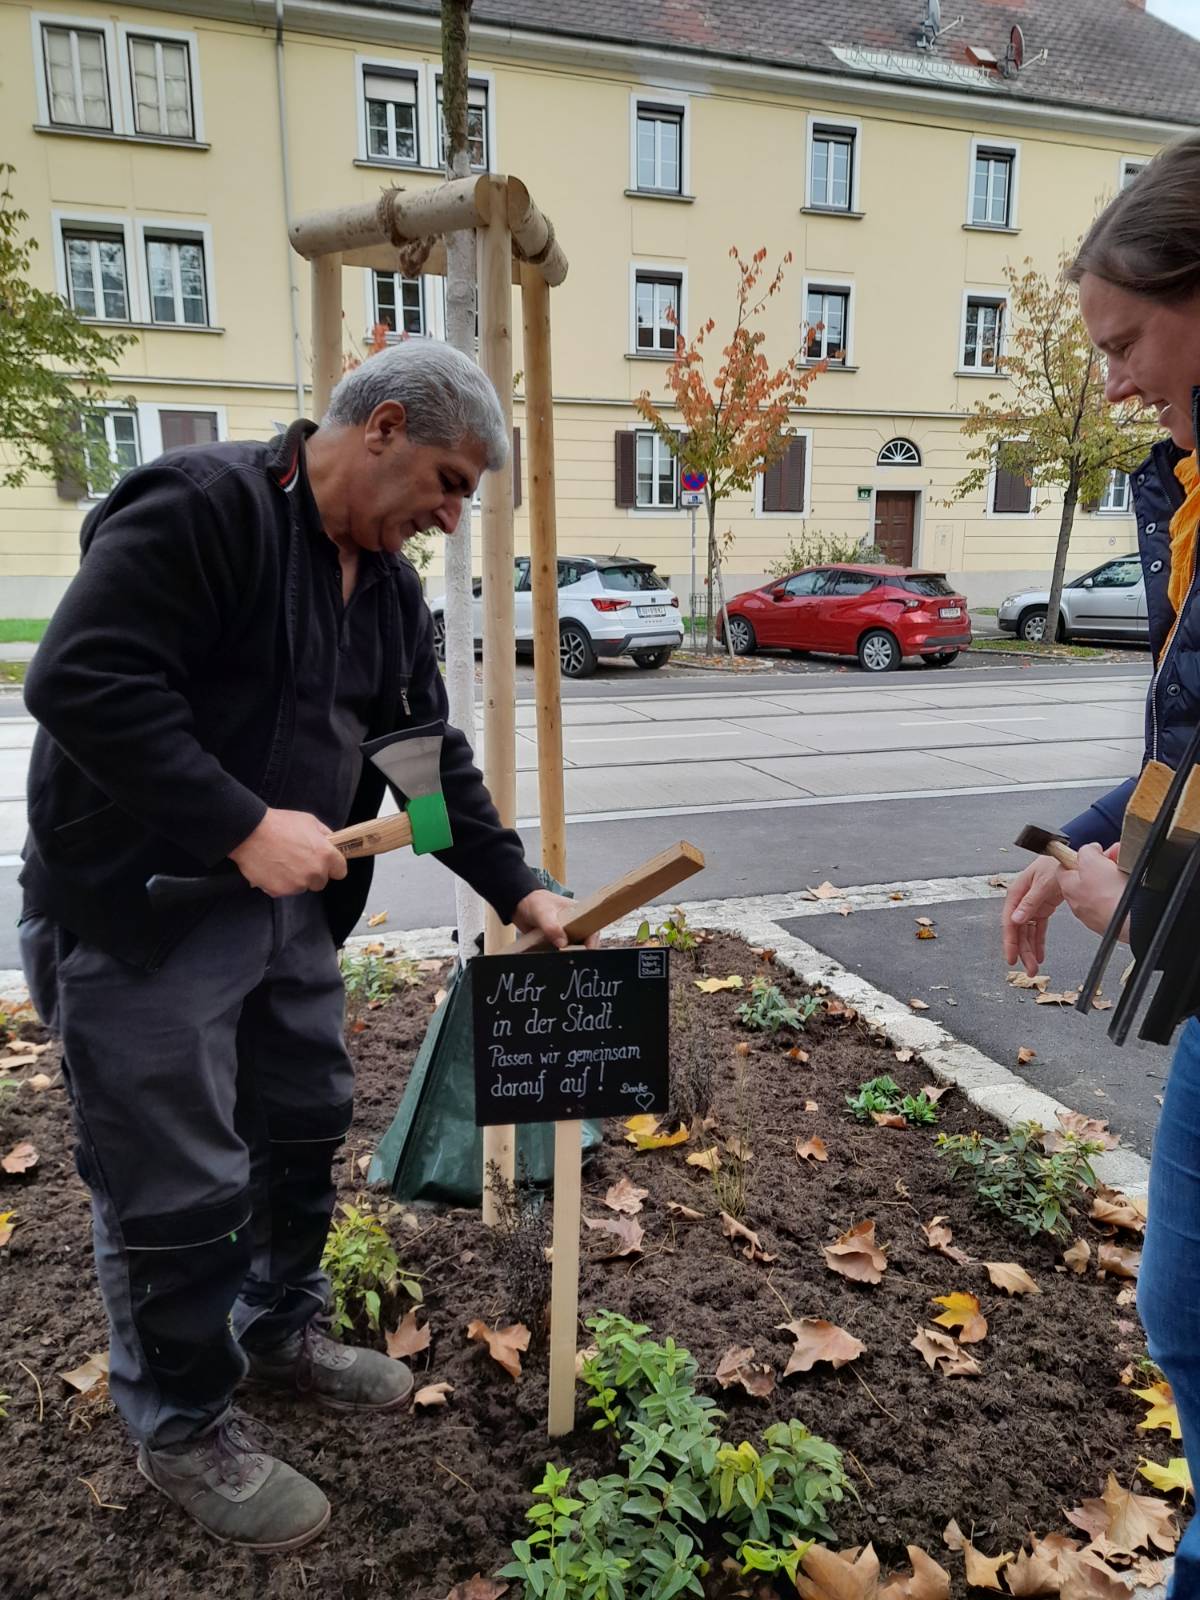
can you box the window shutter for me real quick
[761,456,785,513]
[615,430,637,507]
[782,436,807,513]
[993,445,1032,514]
[160,410,218,450]
[54,414,86,501]
[511,426,522,509]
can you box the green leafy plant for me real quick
[936,1122,1103,1240]
[320,1199,421,1336]
[900,1092,939,1126]
[0,1392,9,1422]
[339,947,421,1027]
[845,1076,940,1127]
[502,1313,846,1599]
[635,907,700,955]
[736,976,819,1035]
[765,530,886,579]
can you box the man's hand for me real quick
[1059,842,1130,941]
[512,888,599,950]
[1003,855,1066,976]
[229,807,348,898]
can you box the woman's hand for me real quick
[1003,855,1066,976]
[1058,842,1130,942]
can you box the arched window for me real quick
[877,438,921,466]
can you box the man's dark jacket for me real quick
[20,421,537,969]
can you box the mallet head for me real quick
[1014,824,1078,869]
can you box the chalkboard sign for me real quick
[472,947,670,1125]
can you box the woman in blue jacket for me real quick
[1003,132,1200,1596]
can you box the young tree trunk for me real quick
[1043,470,1080,650]
[440,0,484,958]
[704,493,717,654]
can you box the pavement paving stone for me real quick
[740,747,1027,794]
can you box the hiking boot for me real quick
[245,1322,414,1414]
[137,1413,330,1551]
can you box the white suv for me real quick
[428,555,683,678]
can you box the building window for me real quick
[635,103,683,193]
[158,410,218,450]
[805,286,849,364]
[635,432,677,509]
[436,78,488,170]
[146,235,208,325]
[63,228,129,320]
[127,35,193,138]
[877,438,920,466]
[760,436,809,514]
[971,146,1014,227]
[635,271,682,353]
[363,68,419,163]
[85,409,140,494]
[992,443,1032,515]
[1099,469,1131,513]
[963,296,1004,371]
[373,271,425,336]
[41,22,111,129]
[1121,160,1148,192]
[810,125,855,211]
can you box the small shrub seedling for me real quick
[635,906,700,955]
[846,1075,940,1127]
[339,948,421,1027]
[736,976,819,1035]
[936,1122,1103,1240]
[320,1199,421,1337]
[485,1159,552,1342]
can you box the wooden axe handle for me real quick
[331,811,414,858]
[509,841,706,953]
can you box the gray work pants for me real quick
[20,893,353,1448]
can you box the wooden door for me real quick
[873,491,916,565]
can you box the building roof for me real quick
[383,0,1200,128]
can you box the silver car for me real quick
[997,554,1147,644]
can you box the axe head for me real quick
[363,721,453,855]
[1014,823,1070,857]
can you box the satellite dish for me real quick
[928,0,942,32]
[1009,23,1025,69]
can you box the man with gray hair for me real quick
[20,340,575,1550]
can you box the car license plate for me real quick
[638,606,667,618]
[939,606,962,619]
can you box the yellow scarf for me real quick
[1161,452,1200,661]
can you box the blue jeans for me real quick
[1141,1016,1200,1597]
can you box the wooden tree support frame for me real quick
[290,177,569,1225]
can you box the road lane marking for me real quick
[899,715,1047,727]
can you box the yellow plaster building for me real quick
[2,0,1198,614]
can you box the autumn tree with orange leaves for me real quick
[634,247,826,653]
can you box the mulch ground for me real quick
[0,931,1179,1599]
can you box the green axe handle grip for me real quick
[406,791,453,854]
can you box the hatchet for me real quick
[146,721,452,911]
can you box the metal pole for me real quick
[690,501,698,653]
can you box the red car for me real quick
[719,564,971,672]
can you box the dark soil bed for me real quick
[0,932,1174,1599]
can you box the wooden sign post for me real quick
[472,945,671,1435]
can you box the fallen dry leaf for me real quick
[466,1319,530,1381]
[890,890,908,900]
[1091,1188,1147,1234]
[1132,1557,1168,1588]
[667,1200,703,1221]
[1134,1380,1182,1439]
[1017,1047,1037,1066]
[942,1521,966,1551]
[825,997,857,1020]
[694,974,744,994]
[805,1098,820,1112]
[1092,998,1114,1012]
[624,1115,690,1151]
[0,1210,15,1247]
[871,1111,909,1130]
[584,1214,644,1258]
[777,1318,866,1374]
[909,998,930,1011]
[27,1073,53,1092]
[932,1291,988,1343]
[805,881,842,900]
[1097,1243,1141,1280]
[1138,1456,1192,1499]
[795,1543,881,1600]
[916,928,937,941]
[962,1541,1013,1591]
[61,1352,110,1394]
[414,1382,453,1408]
[788,1046,811,1063]
[1063,1238,1091,1275]
[984,1262,1039,1296]
[1003,1547,1059,1596]
[1067,1472,1178,1557]
[1008,972,1050,991]
[686,1145,721,1172]
[385,1310,430,1361]
[797,1135,829,1164]
[919,1084,950,1104]
[720,1210,776,1263]
[911,1327,981,1378]
[988,875,1009,889]
[5,1038,49,1057]
[2,1141,37,1175]
[879,1545,951,1600]
[824,1219,888,1284]
[444,1577,509,1600]
[915,916,935,927]
[894,1049,915,1064]
[366,911,389,927]
[725,1136,753,1162]
[1044,1111,1120,1152]
[1116,1284,1136,1307]
[921,1217,971,1267]
[603,1176,648,1215]
[1029,1536,1129,1600]
[714,1344,776,1398]
[1034,991,1075,1006]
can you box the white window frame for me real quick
[802,274,854,366]
[355,53,425,166]
[134,218,216,327]
[1098,468,1132,514]
[753,428,814,518]
[629,89,690,196]
[52,210,136,320]
[805,114,861,213]
[625,425,681,515]
[82,404,142,499]
[138,402,227,461]
[1119,156,1149,192]
[967,137,1020,230]
[365,269,428,341]
[59,223,133,321]
[431,68,497,173]
[116,23,203,143]
[32,12,120,132]
[959,287,1009,374]
[986,437,1037,520]
[629,261,687,357]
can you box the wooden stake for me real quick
[547,1116,582,1437]
[479,176,517,1218]
[511,841,706,954]
[311,252,343,419]
[521,263,566,887]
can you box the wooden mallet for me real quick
[1014,823,1078,869]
